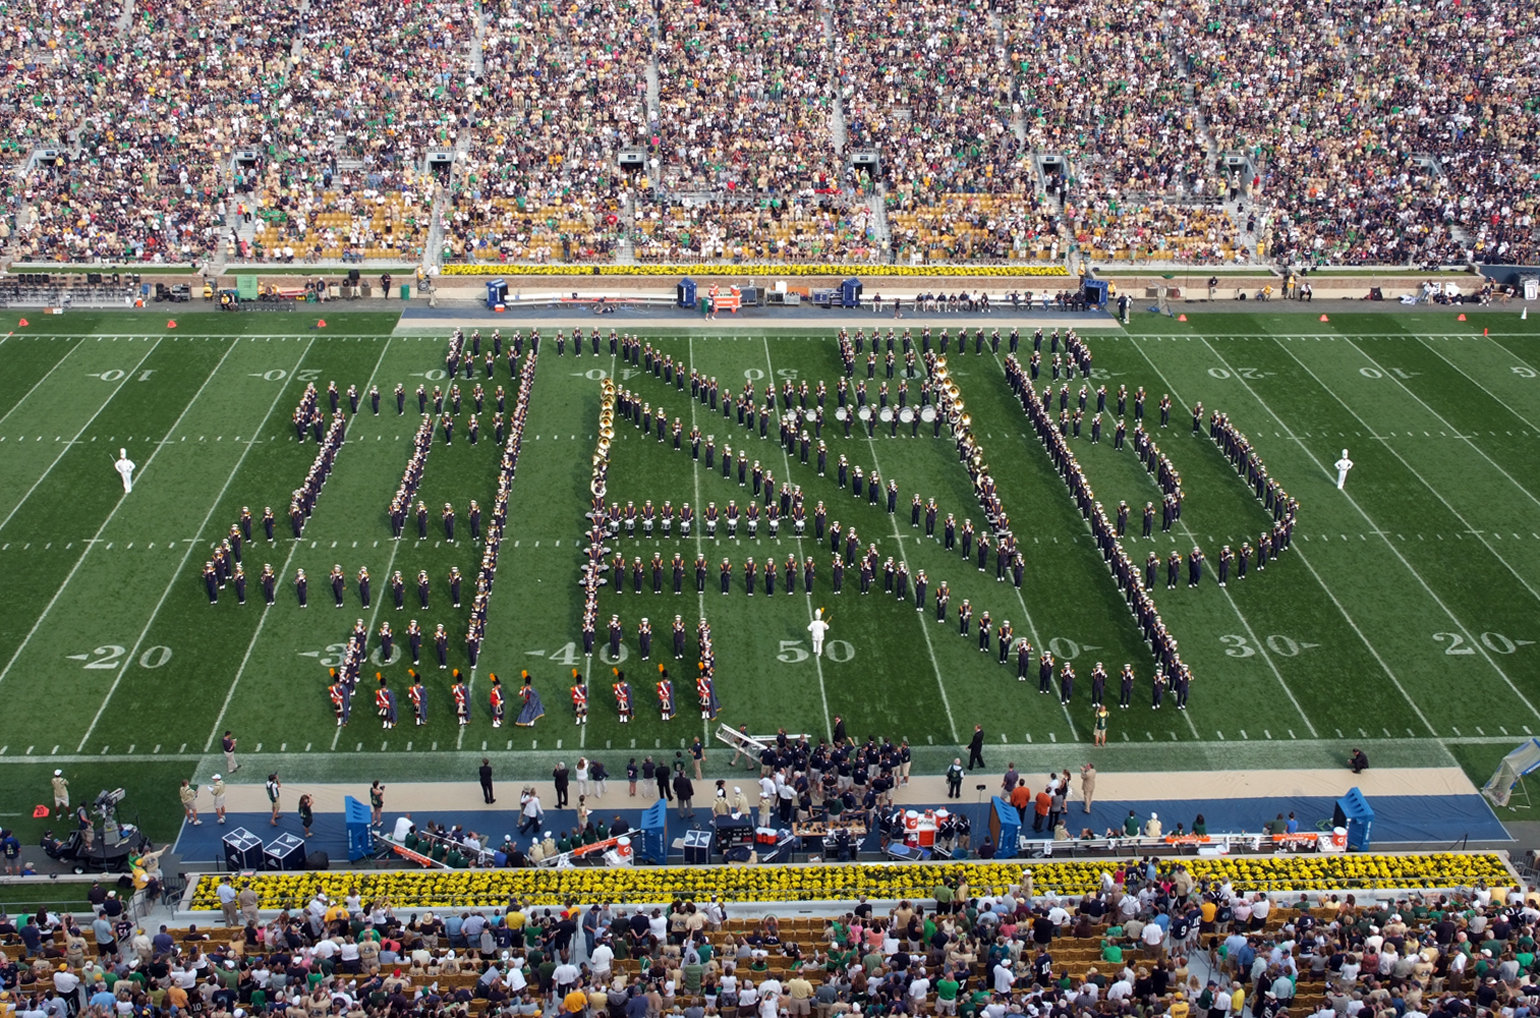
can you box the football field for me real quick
[1,306,1537,840]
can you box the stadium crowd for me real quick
[4,858,1539,1018]
[2,0,1535,268]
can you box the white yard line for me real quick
[1481,333,1540,381]
[206,337,396,754]
[1277,340,1540,608]
[1125,340,1423,737]
[1196,334,1540,719]
[336,338,409,750]
[760,337,835,741]
[1410,333,1540,434]
[0,335,85,428]
[1348,337,1540,513]
[0,340,161,535]
[79,338,314,750]
[0,335,171,690]
[578,346,620,751]
[685,337,712,745]
[977,351,1182,740]
[855,419,962,744]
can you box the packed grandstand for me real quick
[5,0,1535,269]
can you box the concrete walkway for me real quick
[210,765,1477,814]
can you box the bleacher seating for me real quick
[2,0,1535,269]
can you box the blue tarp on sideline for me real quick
[173,791,1507,866]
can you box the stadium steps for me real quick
[866,191,890,253]
[468,6,486,77]
[645,32,661,125]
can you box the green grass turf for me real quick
[0,307,1536,843]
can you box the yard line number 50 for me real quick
[777,639,854,663]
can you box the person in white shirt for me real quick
[113,448,136,493]
[53,967,82,1003]
[758,987,780,1018]
[504,958,527,993]
[738,981,759,1016]
[552,961,580,992]
[992,959,1014,994]
[806,609,830,656]
[907,971,931,1004]
[590,940,614,982]
[1334,450,1354,490]
[1106,976,1133,1002]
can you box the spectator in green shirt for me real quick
[935,971,960,1016]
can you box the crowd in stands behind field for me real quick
[5,860,1540,1018]
[0,0,1535,268]
[446,0,647,265]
